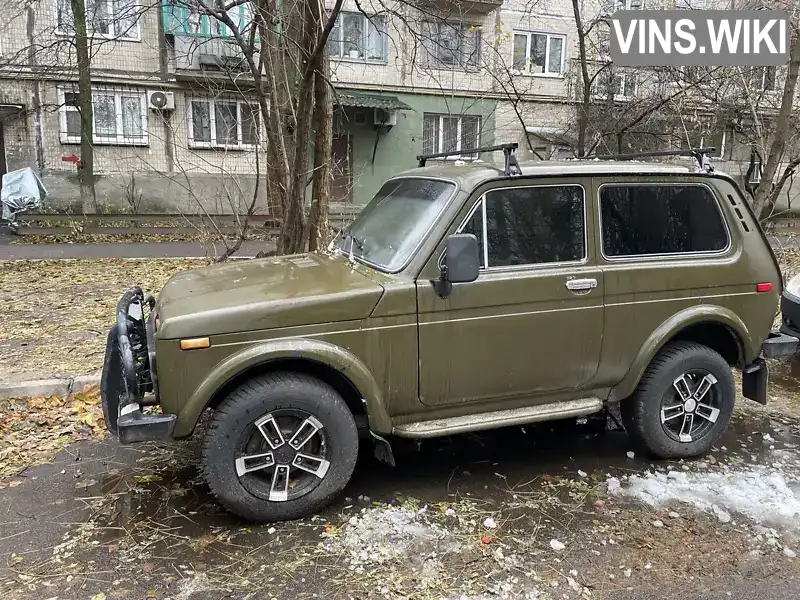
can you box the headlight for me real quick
[786,274,800,299]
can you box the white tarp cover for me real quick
[1,167,47,221]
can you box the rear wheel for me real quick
[202,372,358,522]
[621,341,735,459]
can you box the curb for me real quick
[0,374,101,399]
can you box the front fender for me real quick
[608,305,752,403]
[174,338,393,437]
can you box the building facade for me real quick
[0,0,796,214]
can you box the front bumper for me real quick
[100,287,177,444]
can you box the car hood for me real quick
[155,253,385,339]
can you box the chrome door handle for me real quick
[566,278,597,292]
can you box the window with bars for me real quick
[57,0,140,40]
[421,22,480,70]
[58,88,148,145]
[188,98,260,149]
[328,12,387,62]
[512,32,565,75]
[422,114,482,159]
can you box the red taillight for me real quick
[756,283,772,293]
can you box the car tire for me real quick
[201,372,359,522]
[621,341,735,459]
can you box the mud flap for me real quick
[742,358,768,405]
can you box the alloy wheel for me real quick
[235,409,330,502]
[660,370,722,443]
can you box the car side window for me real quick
[600,184,729,257]
[482,185,585,267]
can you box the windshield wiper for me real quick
[340,231,365,263]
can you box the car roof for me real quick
[394,160,702,189]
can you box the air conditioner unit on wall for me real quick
[148,90,175,111]
[374,108,397,127]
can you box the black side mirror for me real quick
[432,233,480,298]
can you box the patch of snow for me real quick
[483,517,497,529]
[626,451,635,459]
[549,539,565,551]
[175,573,214,600]
[577,470,588,478]
[616,467,800,531]
[784,547,797,558]
[606,476,621,493]
[322,507,456,570]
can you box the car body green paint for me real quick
[608,305,753,402]
[172,338,393,437]
[142,161,781,440]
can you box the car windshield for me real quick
[337,178,456,272]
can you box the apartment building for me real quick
[0,0,585,212]
[0,0,795,213]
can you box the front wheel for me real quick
[621,341,735,459]
[202,372,359,522]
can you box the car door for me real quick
[416,178,604,407]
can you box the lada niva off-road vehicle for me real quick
[101,144,800,522]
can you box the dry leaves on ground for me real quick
[0,386,106,482]
[13,228,278,245]
[0,258,206,383]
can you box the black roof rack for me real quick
[417,142,522,176]
[592,147,717,172]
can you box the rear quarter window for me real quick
[600,184,729,258]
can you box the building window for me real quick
[594,70,637,99]
[58,88,148,145]
[600,184,729,257]
[421,22,480,70]
[512,32,565,75]
[188,98,260,149]
[328,13,387,62]
[749,156,762,184]
[164,2,252,37]
[602,0,643,12]
[57,0,140,40]
[753,66,776,91]
[422,114,481,159]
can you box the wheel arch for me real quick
[608,305,751,403]
[173,339,393,438]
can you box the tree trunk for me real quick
[70,0,96,214]
[279,0,316,254]
[753,33,800,216]
[307,53,333,252]
[572,0,590,157]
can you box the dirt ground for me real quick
[0,380,798,600]
[0,259,206,384]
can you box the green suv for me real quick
[101,144,793,522]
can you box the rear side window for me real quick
[600,184,728,257]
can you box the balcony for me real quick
[417,0,503,16]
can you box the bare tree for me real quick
[752,32,800,216]
[69,0,97,213]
